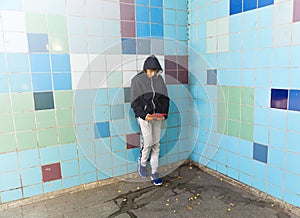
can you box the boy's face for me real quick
[146,69,162,78]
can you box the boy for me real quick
[130,55,170,186]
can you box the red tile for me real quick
[178,70,188,84]
[120,3,135,21]
[121,21,136,37]
[294,0,300,22]
[164,56,177,70]
[165,70,178,84]
[126,133,140,149]
[42,163,62,182]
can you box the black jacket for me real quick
[130,55,169,120]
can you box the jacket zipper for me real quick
[150,77,156,113]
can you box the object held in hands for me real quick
[149,113,166,118]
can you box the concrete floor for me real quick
[1,164,299,218]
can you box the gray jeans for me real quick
[138,117,161,174]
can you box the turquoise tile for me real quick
[268,166,284,187]
[252,178,266,192]
[253,161,267,180]
[257,28,272,48]
[23,184,43,198]
[112,151,127,167]
[81,172,97,184]
[242,69,255,87]
[78,140,95,157]
[110,104,124,120]
[0,171,21,191]
[287,111,300,132]
[163,0,176,9]
[272,68,289,88]
[79,157,96,174]
[269,109,287,129]
[10,73,32,92]
[110,119,126,136]
[227,151,239,168]
[44,180,62,193]
[243,10,257,30]
[286,152,300,175]
[217,0,229,18]
[7,53,29,73]
[257,6,273,28]
[0,74,9,93]
[227,167,238,180]
[291,46,300,68]
[268,183,283,200]
[76,124,94,141]
[21,167,42,186]
[272,47,290,67]
[284,172,300,194]
[286,131,300,153]
[269,128,285,149]
[242,50,256,68]
[284,192,300,208]
[97,169,112,179]
[0,152,18,173]
[108,88,124,105]
[94,89,108,105]
[74,107,93,124]
[111,136,126,152]
[254,106,269,125]
[96,154,112,170]
[19,149,40,168]
[242,31,257,49]
[61,160,79,177]
[239,172,252,186]
[0,188,22,203]
[207,2,217,21]
[239,156,253,175]
[95,138,111,155]
[257,48,272,68]
[60,143,78,161]
[254,125,269,145]
[255,69,271,87]
[63,176,80,189]
[40,146,59,165]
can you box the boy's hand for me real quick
[155,116,165,121]
[145,114,153,121]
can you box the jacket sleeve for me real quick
[159,77,170,119]
[130,77,149,120]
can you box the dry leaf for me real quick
[229,203,234,206]
[187,205,193,210]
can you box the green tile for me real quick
[37,128,58,147]
[228,103,240,121]
[58,126,76,144]
[240,123,254,141]
[0,114,14,134]
[56,108,74,126]
[217,86,229,103]
[241,87,254,105]
[55,91,73,109]
[16,130,38,150]
[228,120,240,137]
[36,110,56,129]
[217,118,227,134]
[229,86,241,104]
[0,94,12,114]
[11,93,34,112]
[107,71,123,87]
[49,33,69,53]
[241,105,254,123]
[217,102,227,118]
[47,15,67,34]
[26,13,47,33]
[14,112,36,131]
[0,133,16,153]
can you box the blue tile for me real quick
[176,10,187,25]
[136,0,148,5]
[78,140,95,158]
[268,166,283,186]
[254,107,269,125]
[21,167,42,186]
[111,136,126,152]
[30,54,51,72]
[151,23,163,38]
[28,34,48,53]
[98,169,112,179]
[113,165,127,177]
[0,0,22,10]
[95,105,110,122]
[95,89,108,105]
[242,50,256,68]
[257,28,272,48]
[19,149,40,168]
[34,91,54,111]
[94,122,110,138]
[227,136,239,153]
[239,172,252,186]
[136,5,149,22]
[253,160,267,180]
[257,48,272,68]
[112,151,127,166]
[136,23,150,38]
[227,167,238,180]
[167,127,180,141]
[177,25,187,40]
[32,73,52,91]
[286,152,300,174]
[0,171,21,191]
[81,172,97,184]
[0,188,22,203]
[270,89,288,110]
[150,0,162,7]
[0,152,18,173]
[164,25,176,40]
[253,142,268,163]
[79,157,96,174]
[272,69,289,88]
[61,160,79,177]
[256,88,271,107]
[150,7,163,23]
[243,0,257,12]
[110,119,126,136]
[53,73,72,90]
[176,0,187,10]
[122,38,136,54]
[229,69,241,86]
[39,146,59,165]
[96,154,112,169]
[10,73,32,92]
[257,6,273,28]
[63,176,80,188]
[284,172,300,194]
[230,0,242,15]
[239,156,253,175]
[60,143,78,161]
[289,90,300,112]
[23,184,43,198]
[44,180,62,193]
[291,46,300,68]
[163,0,176,9]
[269,128,285,149]
[241,69,255,87]
[7,53,29,72]
[216,148,227,164]
[51,54,71,72]
[258,0,273,8]
[110,104,124,120]
[269,109,287,129]
[227,151,239,168]
[255,69,271,87]
[164,9,176,25]
[0,74,9,93]
[108,88,124,105]
[287,111,300,132]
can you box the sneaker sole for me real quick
[153,181,162,186]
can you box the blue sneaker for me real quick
[138,163,147,178]
[150,172,163,186]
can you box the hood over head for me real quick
[143,55,163,75]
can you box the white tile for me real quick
[273,1,293,26]
[72,71,90,90]
[106,55,122,72]
[1,11,26,32]
[45,0,66,15]
[68,16,87,36]
[69,35,88,54]
[67,0,86,16]
[218,35,229,53]
[136,55,148,70]
[70,54,89,72]
[218,17,229,35]
[123,71,137,87]
[273,24,292,47]
[122,55,137,71]
[207,37,217,53]
[85,0,103,18]
[4,32,28,52]
[0,16,2,32]
[292,22,300,45]
[103,1,120,20]
[157,55,165,70]
[90,71,107,89]
[24,0,46,13]
[207,19,217,38]
[88,54,107,72]
[0,34,4,52]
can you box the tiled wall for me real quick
[0,0,189,203]
[189,0,300,208]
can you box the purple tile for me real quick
[120,0,134,3]
[121,21,136,38]
[294,0,300,22]
[178,70,188,84]
[137,38,151,54]
[42,163,62,182]
[151,39,164,55]
[289,90,300,111]
[270,89,288,110]
[120,3,135,21]
[126,133,140,149]
[177,55,188,71]
[165,70,178,84]
[164,55,177,70]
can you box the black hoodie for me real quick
[130,55,169,120]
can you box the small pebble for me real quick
[117,190,122,193]
[123,198,127,202]
[227,208,231,212]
